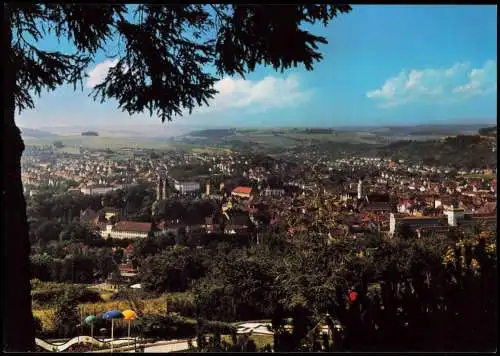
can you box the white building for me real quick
[100,221,151,240]
[173,180,200,194]
[263,188,285,197]
[81,185,119,195]
[445,207,465,227]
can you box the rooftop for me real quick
[232,186,252,195]
[113,221,152,233]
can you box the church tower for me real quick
[162,176,168,200]
[357,179,363,200]
[156,176,163,201]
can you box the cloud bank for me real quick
[86,59,119,89]
[367,60,497,108]
[200,75,312,114]
[86,60,312,114]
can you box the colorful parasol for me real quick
[84,315,97,338]
[121,310,137,346]
[102,309,123,352]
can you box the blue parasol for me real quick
[102,309,124,351]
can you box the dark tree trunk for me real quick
[3,8,36,351]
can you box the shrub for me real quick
[34,316,43,334]
[32,288,67,305]
[166,293,196,317]
[203,320,236,335]
[31,283,103,308]
[53,293,80,338]
[136,314,197,339]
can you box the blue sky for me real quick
[18,5,497,133]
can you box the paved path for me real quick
[235,322,273,335]
[37,319,276,353]
[36,336,136,352]
[125,340,196,353]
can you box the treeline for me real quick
[27,184,156,227]
[302,128,336,134]
[186,129,236,139]
[478,126,497,137]
[30,241,123,284]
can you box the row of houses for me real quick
[389,207,497,237]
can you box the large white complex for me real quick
[100,221,151,239]
[81,185,121,195]
[173,180,200,194]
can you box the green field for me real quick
[24,136,176,150]
[199,130,383,149]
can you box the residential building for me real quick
[100,221,152,239]
[80,184,119,195]
[173,180,200,194]
[232,186,252,199]
[389,213,447,236]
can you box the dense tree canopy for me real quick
[123,227,497,352]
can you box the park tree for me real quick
[35,220,63,244]
[4,4,351,350]
[53,292,81,339]
[58,222,93,243]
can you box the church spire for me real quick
[156,176,163,201]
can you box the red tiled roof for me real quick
[232,186,252,195]
[114,221,151,233]
[399,216,446,221]
[470,213,496,219]
[477,202,496,214]
[119,263,137,273]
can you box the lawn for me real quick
[24,136,175,150]
[33,289,195,333]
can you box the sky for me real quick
[17,5,497,134]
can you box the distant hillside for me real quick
[81,131,99,136]
[180,124,496,151]
[478,126,497,137]
[377,134,497,169]
[20,128,58,139]
[181,127,381,149]
[368,124,496,137]
[184,128,237,139]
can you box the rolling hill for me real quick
[178,124,496,151]
[20,128,59,139]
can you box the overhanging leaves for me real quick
[7,4,352,121]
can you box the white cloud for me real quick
[452,60,497,96]
[367,60,497,108]
[86,59,119,88]
[197,74,312,114]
